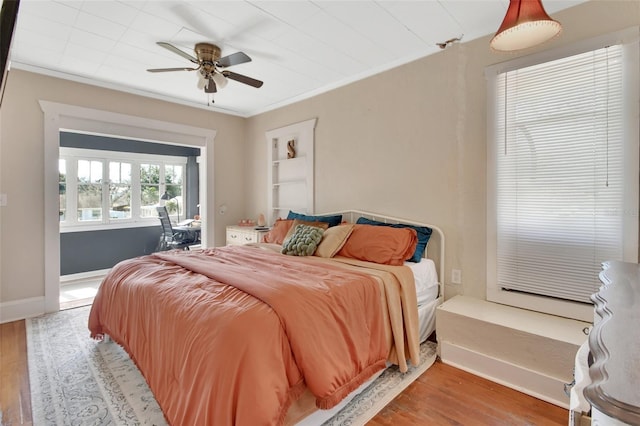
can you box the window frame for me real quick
[59,147,188,232]
[485,27,640,322]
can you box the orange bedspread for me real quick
[88,246,391,426]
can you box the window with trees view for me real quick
[59,148,187,228]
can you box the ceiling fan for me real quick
[147,42,263,96]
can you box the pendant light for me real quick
[490,0,562,52]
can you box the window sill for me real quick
[60,220,159,233]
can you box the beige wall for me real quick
[0,70,246,304]
[245,0,640,301]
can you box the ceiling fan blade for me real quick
[205,78,217,93]
[217,51,252,68]
[222,71,263,88]
[147,67,198,73]
[156,41,198,64]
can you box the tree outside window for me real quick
[109,162,131,220]
[77,160,102,222]
[164,164,183,218]
[140,163,160,218]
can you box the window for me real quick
[60,148,187,230]
[58,159,66,221]
[140,163,160,218]
[109,161,132,220]
[77,159,103,222]
[163,164,184,218]
[486,29,639,321]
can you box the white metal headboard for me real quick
[318,210,445,299]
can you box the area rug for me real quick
[27,306,437,426]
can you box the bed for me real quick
[88,210,445,426]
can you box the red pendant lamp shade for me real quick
[490,0,562,52]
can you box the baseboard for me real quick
[60,268,110,285]
[440,341,570,409]
[0,297,45,324]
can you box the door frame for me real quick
[41,101,215,313]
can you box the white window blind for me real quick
[494,44,631,304]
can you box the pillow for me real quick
[281,224,324,256]
[356,217,432,263]
[283,219,329,241]
[287,210,342,227]
[314,223,355,258]
[337,224,417,266]
[263,219,294,245]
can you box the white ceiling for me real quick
[9,0,585,117]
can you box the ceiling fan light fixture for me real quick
[490,0,561,52]
[197,74,207,90]
[212,72,228,89]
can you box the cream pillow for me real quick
[314,223,355,258]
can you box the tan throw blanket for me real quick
[89,246,406,426]
[321,256,421,372]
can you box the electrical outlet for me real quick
[451,269,462,284]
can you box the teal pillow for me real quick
[282,224,324,256]
[287,210,342,227]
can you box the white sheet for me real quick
[405,258,439,306]
[418,297,439,343]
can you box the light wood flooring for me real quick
[0,318,568,425]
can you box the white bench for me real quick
[436,295,590,408]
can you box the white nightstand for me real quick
[226,226,270,246]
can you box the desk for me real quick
[173,225,201,244]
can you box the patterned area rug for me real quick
[27,306,437,426]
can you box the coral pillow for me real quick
[356,217,432,263]
[263,219,294,244]
[337,224,417,266]
[315,223,355,258]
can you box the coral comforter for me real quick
[88,245,419,425]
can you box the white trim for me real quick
[0,297,45,324]
[60,147,189,164]
[41,101,215,314]
[13,61,246,118]
[12,47,440,119]
[59,220,159,233]
[60,268,110,285]
[440,341,570,409]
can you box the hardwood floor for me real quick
[0,319,568,425]
[0,320,31,426]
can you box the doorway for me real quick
[42,101,215,314]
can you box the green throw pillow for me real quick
[282,224,324,256]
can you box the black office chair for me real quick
[156,206,199,251]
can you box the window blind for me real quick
[495,45,626,304]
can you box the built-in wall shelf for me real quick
[266,118,316,224]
